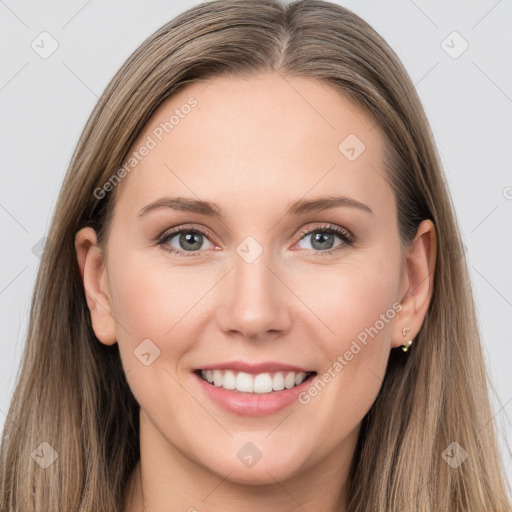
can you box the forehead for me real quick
[113,72,390,220]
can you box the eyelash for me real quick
[156,223,355,258]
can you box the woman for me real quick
[0,0,510,510]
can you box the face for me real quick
[77,72,434,487]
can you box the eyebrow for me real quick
[137,195,373,219]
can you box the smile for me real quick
[196,369,316,393]
[192,364,318,416]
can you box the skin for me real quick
[75,72,436,512]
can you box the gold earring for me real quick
[401,327,413,352]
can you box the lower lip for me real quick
[193,371,316,417]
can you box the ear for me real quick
[391,219,437,349]
[75,227,117,346]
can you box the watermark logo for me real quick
[32,236,47,260]
[236,442,262,468]
[31,441,59,468]
[442,442,469,468]
[236,236,264,264]
[441,31,469,60]
[134,338,161,366]
[31,31,59,59]
[338,133,366,162]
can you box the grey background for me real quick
[1,0,511,492]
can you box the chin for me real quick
[202,452,307,485]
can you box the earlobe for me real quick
[392,219,437,349]
[75,227,117,346]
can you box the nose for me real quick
[216,252,292,342]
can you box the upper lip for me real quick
[195,361,314,374]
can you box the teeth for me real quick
[213,370,223,387]
[236,372,254,392]
[200,369,311,393]
[272,372,285,390]
[295,372,306,385]
[222,370,236,389]
[253,373,272,393]
[284,372,295,389]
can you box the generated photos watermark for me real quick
[298,301,403,405]
[93,96,198,200]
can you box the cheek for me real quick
[105,254,204,417]
[275,258,401,456]
[300,255,400,351]
[106,251,206,366]
[296,252,401,407]
[293,304,394,448]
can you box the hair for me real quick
[1,0,510,510]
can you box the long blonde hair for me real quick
[1,1,510,510]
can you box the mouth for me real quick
[193,368,317,394]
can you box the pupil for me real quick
[180,232,202,251]
[312,232,333,250]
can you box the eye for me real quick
[294,224,355,255]
[158,225,216,257]
[157,223,355,258]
